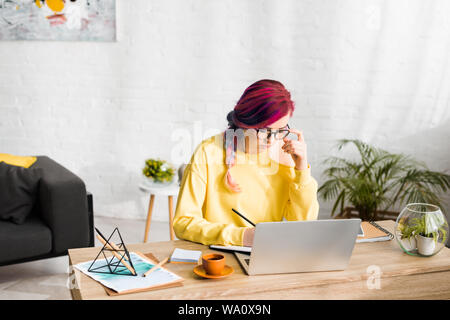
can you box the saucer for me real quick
[193,265,234,279]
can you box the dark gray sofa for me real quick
[0,156,94,266]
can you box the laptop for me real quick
[230,219,361,275]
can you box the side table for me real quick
[139,182,179,242]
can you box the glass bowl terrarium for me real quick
[395,203,449,257]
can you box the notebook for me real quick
[74,251,184,295]
[170,248,202,264]
[356,221,394,243]
[209,245,252,253]
[103,253,183,296]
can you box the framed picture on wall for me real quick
[0,0,116,41]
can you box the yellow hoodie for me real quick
[173,134,319,246]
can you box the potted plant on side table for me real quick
[142,158,176,187]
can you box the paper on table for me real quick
[74,252,182,293]
[170,248,202,263]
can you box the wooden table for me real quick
[68,221,450,300]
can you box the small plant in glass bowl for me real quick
[142,159,176,186]
[397,222,417,252]
[411,214,448,256]
[395,203,449,257]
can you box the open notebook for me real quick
[209,245,252,253]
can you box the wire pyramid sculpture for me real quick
[88,227,137,276]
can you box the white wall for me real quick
[1,0,449,222]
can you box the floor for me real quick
[0,216,174,300]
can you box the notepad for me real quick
[356,221,394,243]
[170,248,202,264]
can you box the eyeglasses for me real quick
[256,124,290,140]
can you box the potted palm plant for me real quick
[318,139,450,221]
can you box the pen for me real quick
[143,257,170,277]
[232,208,256,227]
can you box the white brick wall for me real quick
[1,0,449,222]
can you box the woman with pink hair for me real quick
[173,79,319,247]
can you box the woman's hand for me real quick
[243,227,255,247]
[282,128,308,170]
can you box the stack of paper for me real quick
[170,248,202,264]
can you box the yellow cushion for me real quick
[0,153,37,168]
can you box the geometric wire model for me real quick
[88,227,137,276]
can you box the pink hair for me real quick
[224,79,295,192]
